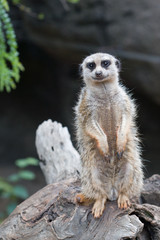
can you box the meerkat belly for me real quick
[96,158,119,200]
[98,105,118,155]
[96,104,121,200]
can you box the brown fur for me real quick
[75,53,143,218]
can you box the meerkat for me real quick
[74,53,143,218]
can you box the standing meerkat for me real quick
[75,53,143,218]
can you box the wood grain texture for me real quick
[0,176,160,240]
[35,120,81,184]
[0,179,142,240]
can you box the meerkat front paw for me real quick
[118,194,131,209]
[92,198,106,218]
[116,137,126,160]
[116,127,127,160]
[97,138,110,161]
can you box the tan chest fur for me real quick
[86,91,123,155]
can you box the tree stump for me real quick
[35,120,81,184]
[0,120,160,240]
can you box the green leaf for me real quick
[67,0,79,3]
[12,0,21,5]
[15,158,39,168]
[7,202,17,215]
[38,13,44,20]
[0,180,13,193]
[0,2,24,92]
[12,185,29,199]
[18,170,35,180]
[8,173,20,182]
[1,0,9,11]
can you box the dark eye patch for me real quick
[86,62,96,70]
[101,60,111,68]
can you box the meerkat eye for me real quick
[86,62,96,70]
[101,60,111,68]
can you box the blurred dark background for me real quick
[0,0,160,197]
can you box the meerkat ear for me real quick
[115,59,121,71]
[79,64,83,76]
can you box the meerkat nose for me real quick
[95,71,102,77]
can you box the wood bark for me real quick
[0,120,160,240]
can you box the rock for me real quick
[17,0,160,103]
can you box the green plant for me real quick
[0,0,24,92]
[11,0,45,20]
[67,0,80,3]
[0,157,39,222]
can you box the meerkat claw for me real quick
[92,206,104,218]
[118,194,131,209]
[92,198,106,218]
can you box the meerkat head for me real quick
[80,53,120,86]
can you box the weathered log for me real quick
[0,120,160,239]
[141,174,160,207]
[35,120,81,184]
[0,176,160,240]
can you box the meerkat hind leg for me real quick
[92,197,107,218]
[118,194,131,209]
